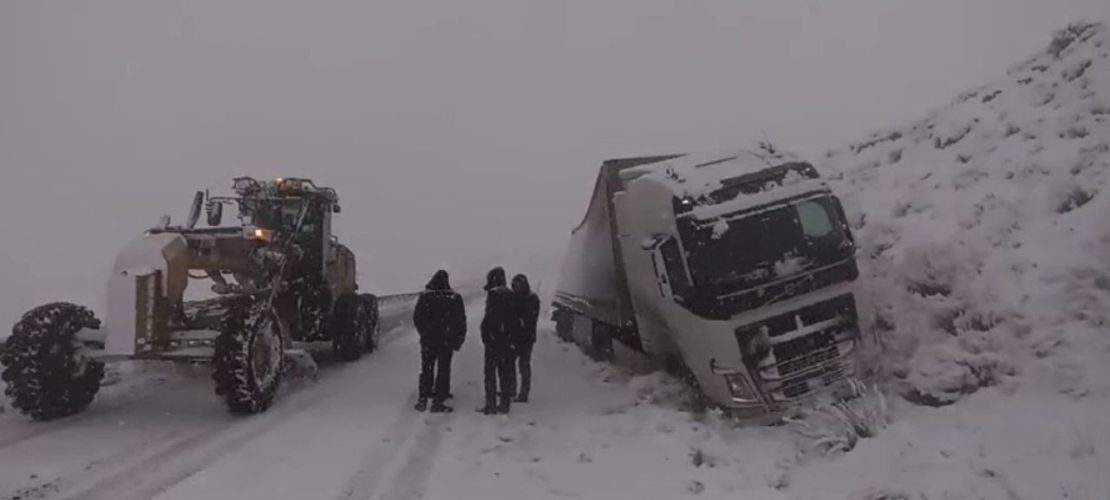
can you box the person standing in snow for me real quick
[412,270,467,413]
[479,267,516,414]
[509,274,540,403]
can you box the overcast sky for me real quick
[1,1,1107,325]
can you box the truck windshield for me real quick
[682,196,851,296]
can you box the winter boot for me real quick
[497,397,512,415]
[514,392,529,403]
[414,398,428,412]
[430,401,454,413]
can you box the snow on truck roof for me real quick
[569,147,824,233]
[619,147,802,196]
[620,147,829,221]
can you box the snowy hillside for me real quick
[825,21,1110,407]
[794,21,1110,498]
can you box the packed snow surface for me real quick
[1,21,1109,500]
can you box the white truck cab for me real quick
[553,149,862,417]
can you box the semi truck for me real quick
[551,148,864,417]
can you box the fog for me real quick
[1,1,1107,327]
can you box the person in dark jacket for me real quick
[479,267,516,414]
[412,270,467,413]
[510,274,540,402]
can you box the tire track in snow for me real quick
[56,370,348,500]
[338,395,427,500]
[375,412,455,500]
[49,306,422,500]
[0,304,416,452]
[0,370,188,450]
[342,294,481,500]
[340,409,457,500]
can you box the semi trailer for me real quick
[551,148,864,417]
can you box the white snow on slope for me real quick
[790,21,1110,498]
[825,21,1110,408]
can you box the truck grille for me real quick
[763,294,856,338]
[776,341,839,377]
[780,364,847,399]
[733,294,860,402]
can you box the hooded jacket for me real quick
[510,274,541,345]
[480,267,514,351]
[413,270,467,350]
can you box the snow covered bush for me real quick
[824,21,1110,407]
[786,379,889,456]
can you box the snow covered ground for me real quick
[2,21,1109,500]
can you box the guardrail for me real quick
[377,292,421,306]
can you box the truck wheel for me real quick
[360,294,380,353]
[669,360,710,414]
[213,297,285,414]
[553,310,573,342]
[331,294,368,361]
[0,302,104,421]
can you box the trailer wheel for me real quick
[331,294,368,361]
[0,302,104,421]
[360,294,380,353]
[213,297,285,414]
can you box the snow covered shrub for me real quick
[901,342,1017,407]
[1047,22,1102,59]
[786,379,889,456]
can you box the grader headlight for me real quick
[244,226,274,242]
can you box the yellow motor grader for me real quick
[1,177,379,420]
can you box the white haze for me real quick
[1,0,1107,329]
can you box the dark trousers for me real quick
[515,343,533,398]
[483,345,516,408]
[419,344,453,403]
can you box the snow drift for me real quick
[823,21,1110,406]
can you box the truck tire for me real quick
[360,294,380,353]
[0,302,104,421]
[590,320,615,362]
[213,297,285,414]
[331,294,369,361]
[553,310,573,342]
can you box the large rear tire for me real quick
[331,294,369,361]
[0,302,104,421]
[213,297,285,414]
[360,294,380,353]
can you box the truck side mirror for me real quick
[640,233,669,251]
[332,204,342,214]
[830,196,855,242]
[186,191,204,229]
[207,201,223,226]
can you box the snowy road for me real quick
[0,296,768,500]
[0,299,433,500]
[0,297,651,500]
[4,295,1108,500]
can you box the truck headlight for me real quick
[710,359,760,403]
[723,373,759,403]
